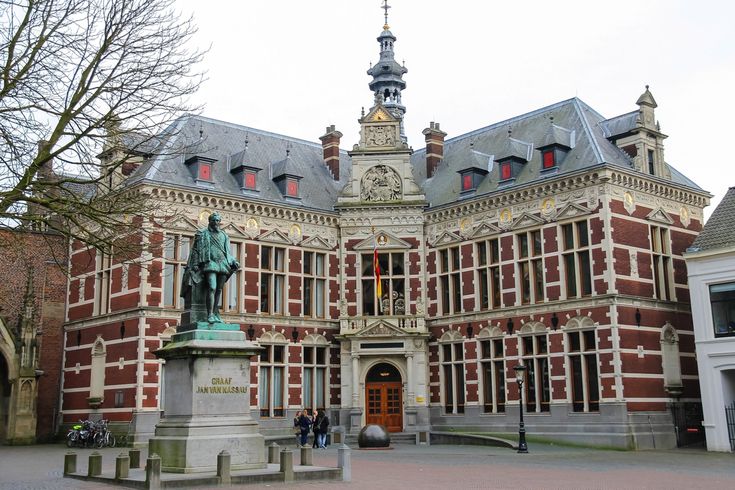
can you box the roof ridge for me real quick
[191,115,327,151]
[439,97,580,147]
[571,98,604,164]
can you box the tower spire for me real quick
[367,1,408,140]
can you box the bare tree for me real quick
[0,0,204,254]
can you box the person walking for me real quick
[317,410,330,448]
[298,408,312,447]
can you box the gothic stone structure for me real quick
[60,19,710,449]
[0,229,66,444]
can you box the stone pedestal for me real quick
[148,327,266,473]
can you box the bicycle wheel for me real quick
[95,432,104,448]
[107,433,116,448]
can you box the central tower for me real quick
[367,1,408,140]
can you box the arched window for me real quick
[439,330,465,414]
[477,326,506,413]
[257,331,287,418]
[302,333,330,412]
[565,316,599,412]
[519,322,550,412]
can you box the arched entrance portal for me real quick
[365,363,402,432]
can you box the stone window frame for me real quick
[303,251,327,319]
[518,322,551,413]
[475,238,502,311]
[223,240,242,313]
[560,219,593,299]
[259,245,287,315]
[438,246,462,315]
[516,229,544,305]
[360,250,406,316]
[257,330,288,418]
[93,250,113,315]
[439,330,466,415]
[162,233,191,309]
[477,326,506,414]
[302,333,330,412]
[564,316,600,413]
[650,225,675,301]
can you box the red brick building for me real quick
[0,229,66,443]
[60,15,709,449]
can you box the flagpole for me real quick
[372,226,382,314]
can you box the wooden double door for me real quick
[365,363,403,432]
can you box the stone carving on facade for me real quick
[679,206,691,228]
[629,250,639,278]
[339,299,348,317]
[361,165,402,202]
[365,126,396,147]
[540,197,556,221]
[623,191,636,214]
[415,296,425,315]
[498,208,513,230]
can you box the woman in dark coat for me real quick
[298,408,312,447]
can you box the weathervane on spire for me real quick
[382,0,391,29]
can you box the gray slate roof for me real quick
[412,98,701,207]
[121,98,702,212]
[689,187,735,252]
[126,116,351,212]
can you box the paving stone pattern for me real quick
[2,443,735,489]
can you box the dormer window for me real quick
[500,162,512,181]
[458,166,488,194]
[198,162,211,181]
[244,171,257,190]
[462,173,473,192]
[185,155,217,184]
[542,150,555,169]
[286,178,299,197]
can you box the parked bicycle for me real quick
[66,419,115,448]
[66,420,95,448]
[93,419,116,448]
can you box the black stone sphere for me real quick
[357,424,391,448]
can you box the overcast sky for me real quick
[176,0,735,219]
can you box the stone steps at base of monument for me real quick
[344,432,418,445]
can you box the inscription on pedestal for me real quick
[196,377,247,394]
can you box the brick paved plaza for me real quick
[1,442,735,489]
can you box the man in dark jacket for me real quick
[316,410,329,448]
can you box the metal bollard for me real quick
[337,444,351,482]
[268,442,281,464]
[145,453,161,490]
[87,451,102,477]
[115,452,130,480]
[129,448,141,468]
[217,450,231,485]
[64,452,77,475]
[300,446,313,466]
[279,448,294,482]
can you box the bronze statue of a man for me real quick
[182,212,240,323]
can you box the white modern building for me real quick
[685,187,735,452]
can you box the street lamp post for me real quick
[513,364,529,454]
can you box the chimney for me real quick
[36,140,55,181]
[319,125,342,180]
[422,122,447,178]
